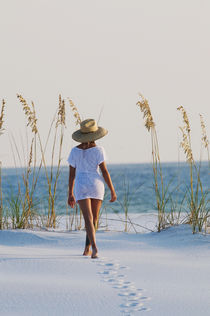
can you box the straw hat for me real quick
[72,119,108,143]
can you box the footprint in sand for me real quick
[92,256,151,314]
[120,302,144,308]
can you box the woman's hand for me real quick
[68,194,76,208]
[110,190,117,203]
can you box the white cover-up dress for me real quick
[67,146,106,202]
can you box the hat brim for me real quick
[72,126,108,143]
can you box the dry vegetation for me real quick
[137,94,168,232]
[0,94,209,233]
[137,95,209,233]
[0,99,6,229]
[177,106,209,233]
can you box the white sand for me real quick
[0,216,210,316]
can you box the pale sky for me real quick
[0,0,209,166]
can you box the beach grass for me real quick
[177,106,209,233]
[0,94,209,233]
[47,95,66,228]
[17,94,67,229]
[0,99,6,229]
[137,94,170,232]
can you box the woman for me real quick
[67,119,117,259]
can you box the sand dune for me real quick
[0,224,210,315]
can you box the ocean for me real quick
[1,162,209,215]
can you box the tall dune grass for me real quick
[48,95,66,228]
[137,94,170,232]
[11,95,40,228]
[17,95,53,226]
[0,99,5,136]
[177,106,209,233]
[0,94,209,233]
[0,99,6,229]
[200,114,210,166]
[1,95,83,231]
[68,98,83,228]
[17,94,67,229]
[68,98,81,125]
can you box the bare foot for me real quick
[91,247,98,259]
[83,247,92,256]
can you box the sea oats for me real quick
[179,127,194,163]
[17,94,38,134]
[177,106,193,164]
[56,95,66,127]
[177,106,190,133]
[68,98,81,125]
[0,99,5,135]
[199,114,209,149]
[136,93,155,131]
[136,93,167,232]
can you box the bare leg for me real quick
[78,199,98,258]
[84,199,102,254]
[91,199,102,229]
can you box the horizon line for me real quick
[1,160,209,169]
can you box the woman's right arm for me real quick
[99,161,117,202]
[68,165,76,208]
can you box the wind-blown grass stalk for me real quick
[99,216,155,233]
[117,177,142,232]
[166,183,188,226]
[0,161,3,229]
[15,95,40,228]
[22,139,34,227]
[17,95,49,227]
[68,98,83,228]
[7,132,40,229]
[177,106,209,233]
[48,95,66,228]
[0,99,5,135]
[16,95,47,225]
[119,177,130,232]
[0,99,5,229]
[199,114,210,166]
[177,106,195,231]
[17,94,67,229]
[109,176,142,232]
[68,98,81,125]
[199,114,210,230]
[137,94,168,232]
[7,192,22,229]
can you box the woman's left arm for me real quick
[68,166,76,208]
[99,161,117,202]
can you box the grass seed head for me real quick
[68,98,81,126]
[179,127,194,164]
[199,114,209,149]
[177,106,191,133]
[56,95,66,127]
[17,94,38,134]
[136,93,155,131]
[177,106,193,163]
[0,99,5,135]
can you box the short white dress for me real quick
[67,146,106,202]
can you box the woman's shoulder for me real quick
[96,145,105,150]
[95,145,105,153]
[95,146,106,160]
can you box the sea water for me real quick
[1,162,209,215]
